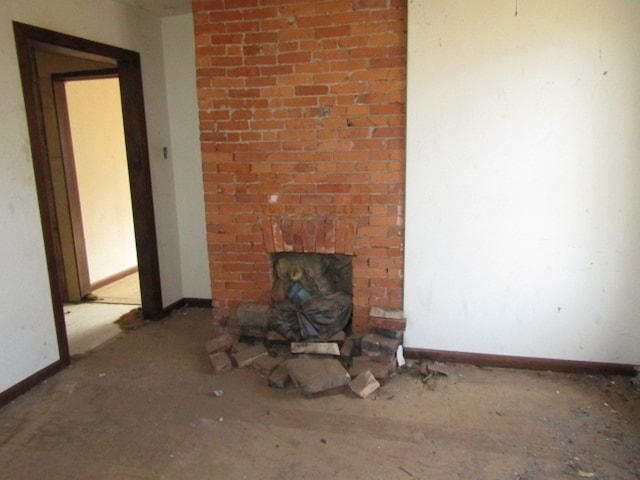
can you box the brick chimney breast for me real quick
[193,0,408,332]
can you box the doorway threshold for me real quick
[64,303,139,357]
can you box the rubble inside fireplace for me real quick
[204,302,407,399]
[203,252,408,398]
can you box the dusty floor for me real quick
[0,308,638,480]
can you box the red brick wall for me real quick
[193,0,407,331]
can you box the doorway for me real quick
[54,74,142,356]
[13,22,163,365]
[52,73,140,305]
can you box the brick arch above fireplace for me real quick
[262,216,358,255]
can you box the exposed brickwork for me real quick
[193,0,407,331]
[262,216,358,254]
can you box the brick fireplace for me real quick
[193,0,407,332]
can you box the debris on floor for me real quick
[403,359,449,385]
[5,306,640,480]
[631,366,640,393]
[349,370,380,398]
[203,305,409,399]
[204,332,235,354]
[290,341,340,356]
[287,357,351,396]
[564,457,596,478]
[114,307,146,331]
[267,362,291,389]
[231,343,268,368]
[208,351,233,374]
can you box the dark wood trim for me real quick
[0,361,66,408]
[13,22,71,367]
[13,21,163,320]
[90,265,138,291]
[52,78,92,297]
[403,348,637,376]
[163,297,213,315]
[182,298,214,309]
[51,68,118,82]
[117,54,163,320]
[12,20,165,400]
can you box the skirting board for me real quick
[0,361,66,408]
[162,297,213,315]
[1,298,213,407]
[90,265,139,291]
[403,348,637,376]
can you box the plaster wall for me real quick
[0,0,182,393]
[405,0,640,364]
[161,14,211,300]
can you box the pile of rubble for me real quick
[204,306,406,399]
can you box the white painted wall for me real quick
[405,0,640,364]
[0,0,184,393]
[162,14,211,300]
[65,78,138,284]
[0,38,59,391]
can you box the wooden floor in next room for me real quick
[64,272,141,356]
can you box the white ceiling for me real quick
[112,0,192,16]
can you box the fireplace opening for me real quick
[268,252,353,341]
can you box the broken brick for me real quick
[236,303,270,337]
[361,333,401,357]
[328,331,346,343]
[349,356,396,383]
[340,339,355,359]
[204,332,235,354]
[287,357,350,396]
[349,370,380,398]
[253,354,282,374]
[291,342,340,356]
[268,361,291,389]
[266,330,287,342]
[371,327,403,340]
[209,352,233,374]
[369,316,406,332]
[232,343,268,368]
[369,306,405,320]
[341,334,363,358]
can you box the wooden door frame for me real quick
[50,72,99,299]
[13,22,164,365]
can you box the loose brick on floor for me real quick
[361,333,401,357]
[232,343,268,368]
[371,327,403,341]
[287,357,351,396]
[236,304,270,337]
[369,307,405,320]
[209,352,233,374]
[204,332,235,354]
[268,361,292,389]
[291,342,340,356]
[349,356,396,383]
[253,354,282,374]
[349,370,380,399]
[369,316,407,332]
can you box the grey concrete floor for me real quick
[0,307,638,480]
